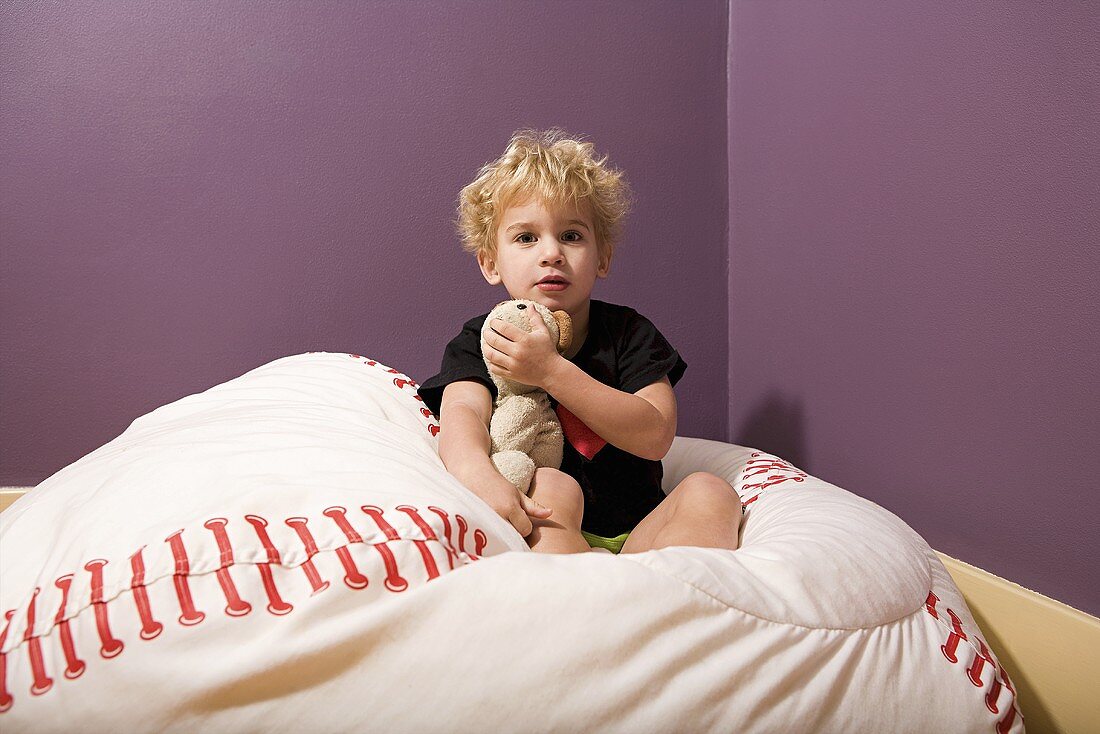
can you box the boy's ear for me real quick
[477,250,502,285]
[597,251,612,278]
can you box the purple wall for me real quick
[3,2,1097,615]
[728,2,1099,615]
[1,2,729,481]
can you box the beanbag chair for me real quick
[0,352,1023,733]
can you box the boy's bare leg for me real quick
[526,468,593,554]
[647,502,741,551]
[621,472,742,554]
[527,516,592,554]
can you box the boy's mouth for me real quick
[536,276,570,292]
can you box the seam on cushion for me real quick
[920,582,1023,729]
[637,453,938,630]
[616,557,1021,728]
[615,555,927,631]
[28,535,470,631]
[919,553,1006,679]
[613,518,934,631]
[0,536,482,713]
[919,567,1020,721]
[734,452,810,507]
[6,537,477,649]
[1,503,494,653]
[0,531,444,636]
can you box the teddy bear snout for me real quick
[516,304,527,310]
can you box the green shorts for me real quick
[580,530,631,554]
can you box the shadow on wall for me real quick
[734,390,808,471]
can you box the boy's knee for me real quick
[530,468,585,522]
[675,472,738,509]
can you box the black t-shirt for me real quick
[417,298,687,536]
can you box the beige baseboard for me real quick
[0,487,26,514]
[936,552,1100,734]
[2,488,1095,732]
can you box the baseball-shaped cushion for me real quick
[0,353,1022,733]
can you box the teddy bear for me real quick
[480,299,573,496]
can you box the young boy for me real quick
[417,128,743,555]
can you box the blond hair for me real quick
[455,128,633,266]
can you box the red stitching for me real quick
[408,541,441,581]
[334,547,370,590]
[165,531,205,626]
[24,589,52,695]
[323,507,370,589]
[738,453,809,510]
[0,507,484,714]
[941,608,968,663]
[986,676,1002,714]
[83,561,124,659]
[924,597,1023,732]
[361,505,400,541]
[395,506,438,541]
[996,704,1018,733]
[244,515,281,564]
[925,591,940,619]
[53,575,86,678]
[455,514,471,557]
[426,507,461,569]
[129,549,164,641]
[742,475,806,492]
[344,353,438,437]
[967,637,996,688]
[284,517,330,594]
[361,507,408,593]
[422,505,485,561]
[397,506,445,581]
[0,610,13,712]
[204,519,252,617]
[368,554,404,591]
[244,515,294,616]
[323,507,363,544]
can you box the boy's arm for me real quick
[436,380,553,535]
[543,362,677,461]
[437,380,499,483]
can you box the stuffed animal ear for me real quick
[551,310,573,354]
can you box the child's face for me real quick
[478,197,610,316]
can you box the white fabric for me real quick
[0,352,1024,733]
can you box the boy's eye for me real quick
[514,231,584,244]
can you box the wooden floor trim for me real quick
[936,551,1099,734]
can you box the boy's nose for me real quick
[539,246,564,265]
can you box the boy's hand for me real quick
[462,467,553,538]
[483,310,562,389]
